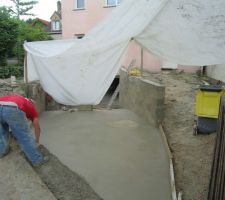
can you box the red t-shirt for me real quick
[0,95,38,121]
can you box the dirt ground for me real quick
[145,71,216,200]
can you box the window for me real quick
[105,0,121,6]
[52,21,60,31]
[76,0,85,9]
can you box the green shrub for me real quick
[0,65,23,78]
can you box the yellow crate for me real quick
[195,89,224,118]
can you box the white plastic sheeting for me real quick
[24,0,225,105]
[136,0,225,66]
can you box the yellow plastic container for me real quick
[129,68,141,76]
[195,86,224,119]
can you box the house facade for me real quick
[61,0,199,72]
[49,1,62,40]
[34,1,62,40]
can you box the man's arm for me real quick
[33,118,41,144]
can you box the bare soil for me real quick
[145,71,216,200]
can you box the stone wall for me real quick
[119,68,165,126]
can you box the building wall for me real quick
[61,0,199,73]
[207,65,225,82]
[62,0,111,38]
[50,33,62,40]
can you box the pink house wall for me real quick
[62,0,113,38]
[61,0,199,73]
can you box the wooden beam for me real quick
[140,47,143,77]
[107,83,120,110]
[24,50,28,84]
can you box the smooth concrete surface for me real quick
[40,109,171,200]
[119,68,165,126]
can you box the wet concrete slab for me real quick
[40,109,172,200]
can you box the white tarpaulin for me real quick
[24,0,225,105]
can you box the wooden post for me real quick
[107,83,120,110]
[24,50,28,84]
[141,47,143,77]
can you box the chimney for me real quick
[57,1,61,13]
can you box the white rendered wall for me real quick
[207,65,225,82]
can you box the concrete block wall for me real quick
[26,83,46,114]
[26,83,93,113]
[119,68,165,126]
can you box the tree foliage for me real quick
[15,19,52,65]
[0,7,18,66]
[9,0,38,19]
[0,5,52,77]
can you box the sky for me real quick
[0,0,59,21]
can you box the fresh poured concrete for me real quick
[40,109,172,200]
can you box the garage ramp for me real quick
[40,109,172,200]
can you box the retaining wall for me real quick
[26,83,46,114]
[119,68,165,126]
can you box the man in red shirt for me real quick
[0,95,46,166]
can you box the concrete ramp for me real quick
[40,109,171,200]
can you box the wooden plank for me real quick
[107,83,120,110]
[216,99,225,200]
[24,50,28,84]
[140,48,143,77]
[159,125,173,159]
[178,192,182,200]
[159,125,178,200]
[170,159,177,200]
[215,113,225,200]
[208,98,225,200]
[219,121,225,199]
[127,59,136,72]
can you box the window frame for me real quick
[52,20,61,31]
[75,0,85,10]
[104,0,121,7]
